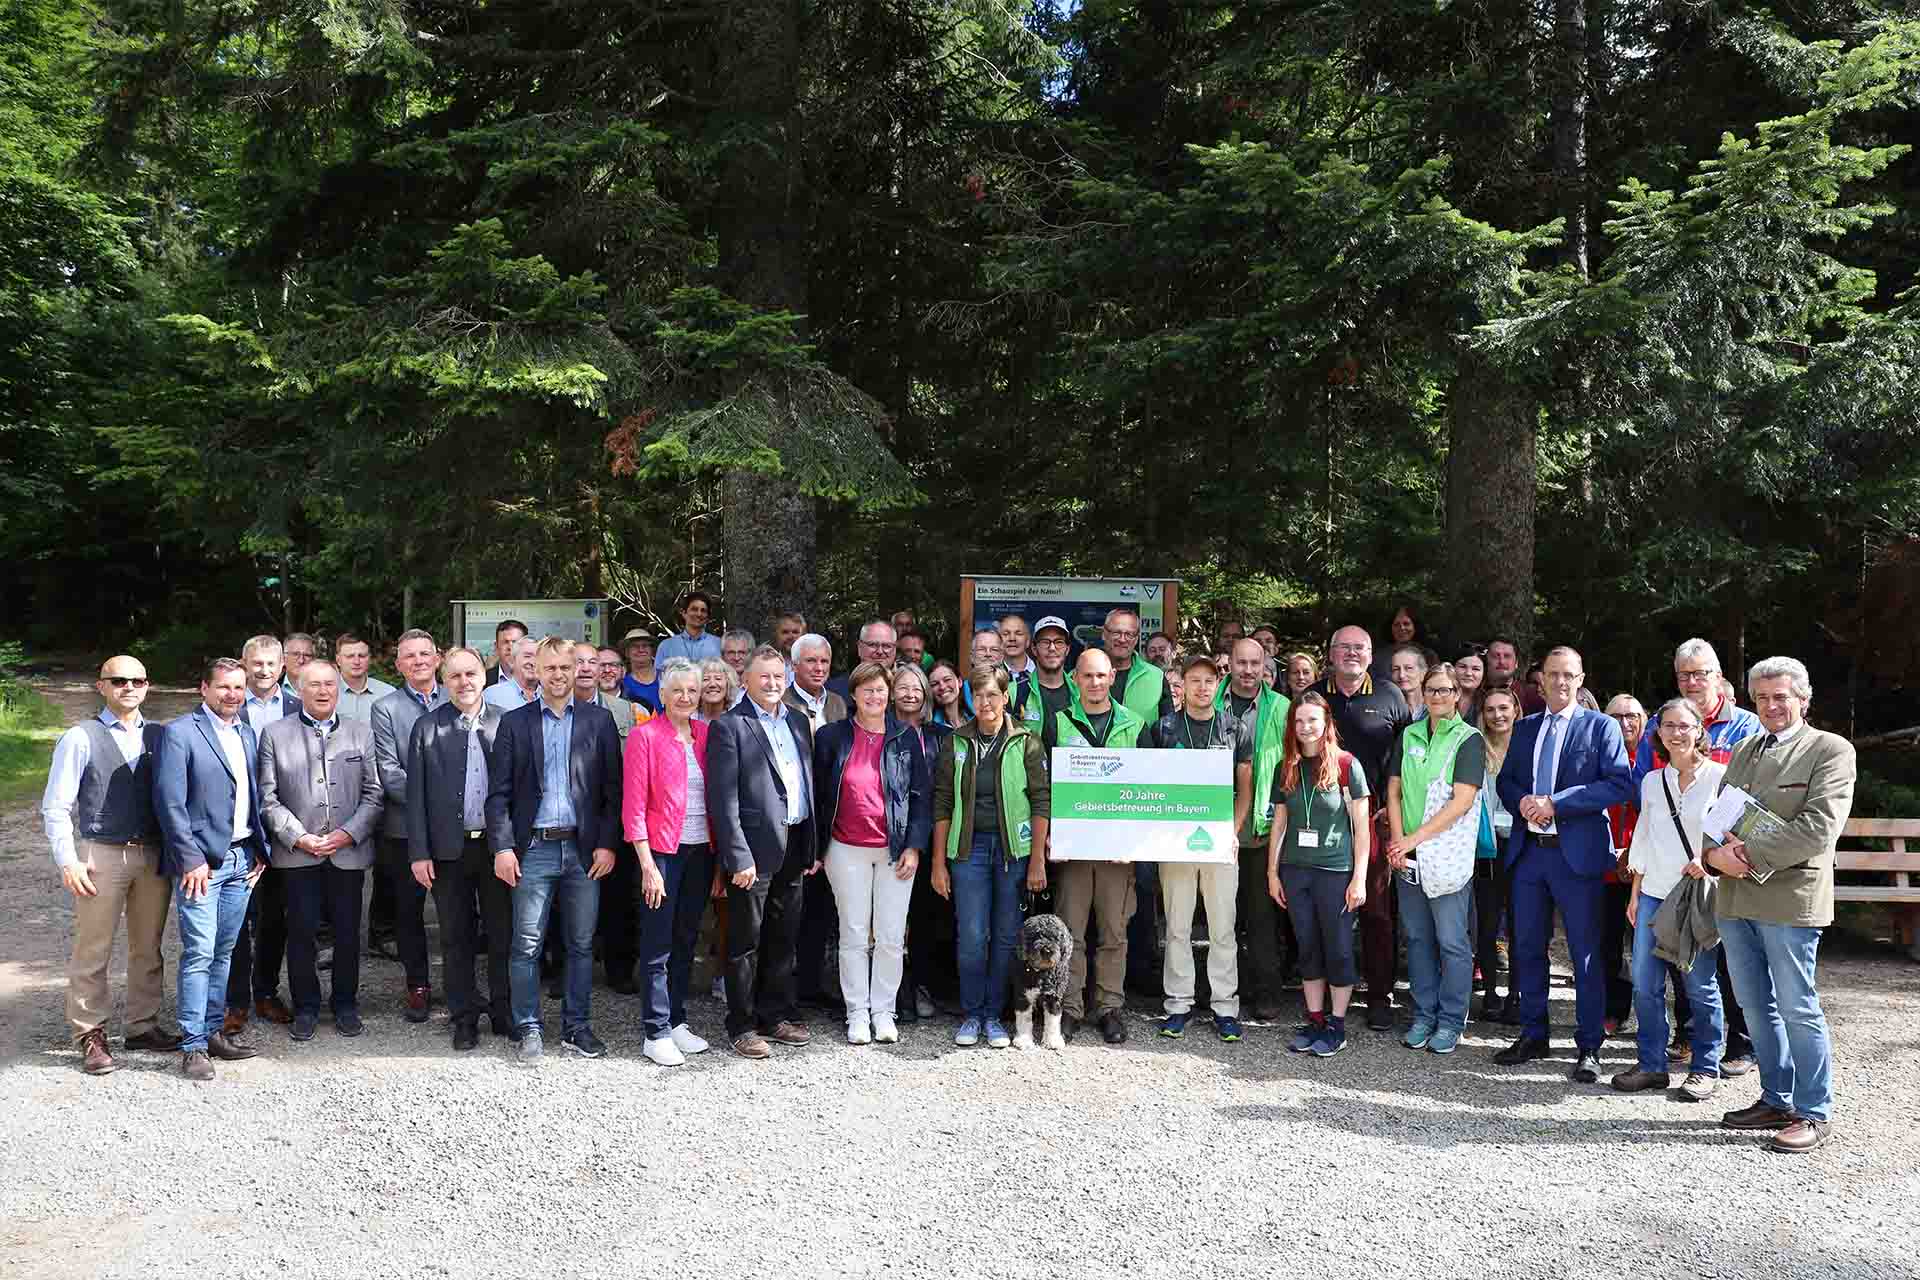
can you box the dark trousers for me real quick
[380,836,431,986]
[430,840,513,1026]
[1126,862,1160,993]
[638,843,717,1039]
[1511,839,1606,1050]
[1673,950,1755,1058]
[1600,879,1635,1021]
[1358,828,1398,1005]
[724,853,806,1039]
[902,843,958,1005]
[227,864,288,1006]
[599,842,640,983]
[1472,858,1503,991]
[796,861,837,1002]
[1236,842,1290,1010]
[285,862,367,1016]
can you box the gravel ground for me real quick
[2,678,1918,1279]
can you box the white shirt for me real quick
[483,679,538,711]
[211,714,253,843]
[1627,761,1727,900]
[1528,706,1574,834]
[41,711,148,869]
[681,739,708,833]
[1763,720,1804,748]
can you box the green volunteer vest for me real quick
[944,725,1037,860]
[1396,712,1479,836]
[1068,659,1164,726]
[1051,702,1148,750]
[1215,682,1290,837]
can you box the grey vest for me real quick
[76,719,165,843]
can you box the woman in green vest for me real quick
[930,666,1050,1049]
[1384,663,1487,1055]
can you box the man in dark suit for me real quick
[408,647,508,1051]
[707,644,820,1058]
[486,635,623,1063]
[1494,645,1634,1082]
[483,618,528,689]
[154,657,270,1081]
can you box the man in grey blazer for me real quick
[1708,656,1856,1154]
[259,661,386,1041]
[371,628,447,1021]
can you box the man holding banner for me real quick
[1151,655,1252,1042]
[1045,649,1150,1044]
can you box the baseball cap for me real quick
[1180,653,1220,676]
[1033,615,1070,638]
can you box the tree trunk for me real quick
[1551,0,1589,278]
[1447,354,1536,656]
[715,0,816,637]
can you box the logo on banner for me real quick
[1186,827,1215,853]
[1063,751,1124,779]
[1144,584,1159,599]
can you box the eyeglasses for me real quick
[104,676,149,688]
[1423,685,1458,696]
[1675,668,1717,683]
[1035,636,1068,648]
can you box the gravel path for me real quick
[2,677,1917,1279]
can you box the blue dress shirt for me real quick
[534,701,576,828]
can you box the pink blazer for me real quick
[622,715,711,853]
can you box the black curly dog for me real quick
[1012,914,1072,1050]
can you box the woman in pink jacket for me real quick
[622,659,715,1066]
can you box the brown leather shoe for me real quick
[207,1032,259,1062]
[124,1027,185,1051]
[731,1032,772,1059]
[1770,1118,1831,1153]
[181,1050,215,1081]
[79,1029,117,1076]
[1721,1101,1794,1130]
[1667,1039,1692,1065]
[254,995,294,1025]
[766,1020,811,1046]
[404,984,432,1024]
[1609,1069,1669,1093]
[221,1008,248,1037]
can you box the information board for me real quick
[1047,747,1235,864]
[959,575,1179,660]
[449,599,608,653]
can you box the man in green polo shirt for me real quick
[1094,607,1173,724]
[1044,648,1149,1044]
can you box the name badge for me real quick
[1297,830,1321,849]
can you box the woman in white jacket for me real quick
[1612,699,1726,1102]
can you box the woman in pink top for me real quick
[810,662,932,1045]
[622,659,715,1066]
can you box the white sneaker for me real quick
[872,1013,899,1044]
[915,986,935,1019]
[847,1014,873,1045]
[642,1036,685,1066]
[669,1023,709,1055]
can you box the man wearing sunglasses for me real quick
[41,657,180,1075]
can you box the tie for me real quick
[1534,714,1559,798]
[1759,733,1778,754]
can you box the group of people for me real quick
[44,596,1855,1153]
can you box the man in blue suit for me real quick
[486,636,624,1064]
[154,657,271,1081]
[1494,645,1633,1083]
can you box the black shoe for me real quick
[290,1013,318,1042]
[608,974,640,996]
[452,1021,479,1052]
[1570,1050,1601,1084]
[1478,993,1507,1022]
[563,1027,607,1058]
[124,1027,185,1052]
[1494,1036,1550,1065]
[487,1010,514,1038]
[1099,1011,1128,1044]
[335,1009,364,1037]
[894,1003,920,1025]
[207,1032,259,1061]
[1497,997,1523,1025]
[1061,1013,1081,1043]
[1366,1001,1393,1032]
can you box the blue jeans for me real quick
[1718,916,1832,1122]
[951,832,1025,1021]
[637,843,716,1039]
[509,840,600,1035]
[1631,892,1723,1075]
[1397,878,1474,1033]
[176,848,255,1053]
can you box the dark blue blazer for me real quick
[484,699,623,869]
[1495,705,1633,878]
[811,715,933,861]
[706,697,817,877]
[154,705,270,876]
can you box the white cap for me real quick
[1033,615,1070,638]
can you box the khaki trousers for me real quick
[66,841,173,1042]
[1054,860,1136,1018]
[1161,861,1239,1016]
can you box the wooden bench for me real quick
[1835,819,1920,959]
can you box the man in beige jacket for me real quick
[1707,656,1854,1154]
